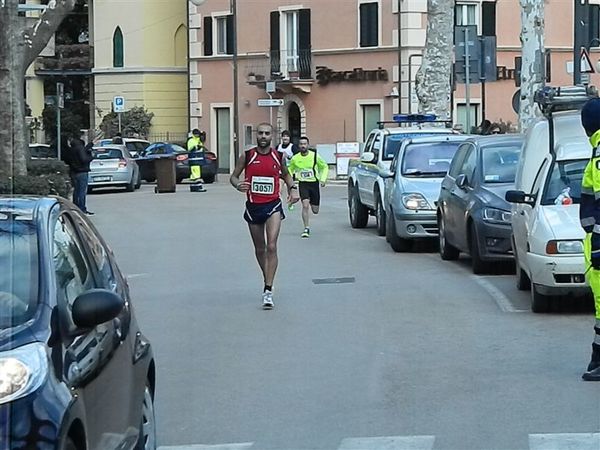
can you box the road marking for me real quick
[470,274,526,313]
[529,433,600,449]
[338,435,435,450]
[158,444,253,450]
[126,273,150,280]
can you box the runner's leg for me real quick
[264,212,282,286]
[301,199,310,228]
[248,223,267,281]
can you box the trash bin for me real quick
[154,156,176,193]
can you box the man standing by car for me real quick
[287,136,328,238]
[187,128,204,183]
[579,98,600,381]
[230,123,299,309]
[64,131,94,215]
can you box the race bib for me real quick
[251,176,275,194]
[299,169,315,181]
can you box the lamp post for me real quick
[189,0,240,162]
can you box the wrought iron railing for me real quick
[243,49,313,81]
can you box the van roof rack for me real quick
[534,85,598,116]
[377,114,452,129]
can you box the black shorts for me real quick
[243,200,285,225]
[299,181,320,206]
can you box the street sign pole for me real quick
[464,27,471,133]
[268,93,273,126]
[56,82,64,161]
[118,112,122,133]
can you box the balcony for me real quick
[35,44,93,75]
[243,49,313,93]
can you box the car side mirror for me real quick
[361,152,376,163]
[505,190,535,206]
[456,174,468,190]
[381,170,395,179]
[72,289,124,329]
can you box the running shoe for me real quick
[301,228,310,238]
[262,291,274,309]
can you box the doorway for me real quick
[288,102,301,146]
[215,107,231,172]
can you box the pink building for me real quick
[188,0,600,173]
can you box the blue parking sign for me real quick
[113,96,125,112]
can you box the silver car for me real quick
[88,145,141,192]
[383,135,470,252]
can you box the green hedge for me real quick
[0,159,72,198]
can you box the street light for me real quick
[189,0,240,162]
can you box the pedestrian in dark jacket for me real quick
[65,132,94,215]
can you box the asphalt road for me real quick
[88,182,600,450]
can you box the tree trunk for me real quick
[415,0,454,121]
[518,0,545,132]
[0,0,76,177]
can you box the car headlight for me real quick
[0,343,48,405]
[401,193,432,210]
[546,240,584,255]
[482,207,511,224]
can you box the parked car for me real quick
[97,138,150,158]
[437,134,524,273]
[507,107,591,312]
[89,145,141,192]
[29,143,57,159]
[383,135,470,252]
[137,142,218,184]
[347,114,456,235]
[0,196,155,449]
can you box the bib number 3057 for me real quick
[251,176,275,194]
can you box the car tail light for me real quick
[206,152,217,161]
[118,159,127,168]
[176,154,188,161]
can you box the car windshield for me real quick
[482,145,521,183]
[541,159,587,205]
[0,213,39,329]
[401,142,461,177]
[383,132,451,160]
[171,144,187,153]
[93,148,123,159]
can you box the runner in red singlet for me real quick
[230,123,300,309]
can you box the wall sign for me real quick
[316,66,389,86]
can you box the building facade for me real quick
[189,0,600,173]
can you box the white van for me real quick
[507,109,591,312]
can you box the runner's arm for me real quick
[281,162,300,202]
[316,154,329,184]
[230,154,250,192]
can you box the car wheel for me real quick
[203,174,216,184]
[438,213,459,260]
[126,175,136,192]
[145,177,156,183]
[513,240,531,291]
[385,205,393,243]
[375,194,386,236]
[135,172,142,189]
[388,208,413,252]
[470,224,489,274]
[135,382,156,450]
[531,284,551,313]
[349,185,369,229]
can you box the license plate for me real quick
[93,176,111,182]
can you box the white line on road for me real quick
[470,274,527,313]
[529,433,600,449]
[158,444,253,450]
[338,435,436,450]
[126,273,150,280]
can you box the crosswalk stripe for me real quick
[338,435,436,450]
[529,433,600,450]
[157,444,253,450]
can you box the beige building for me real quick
[189,0,600,172]
[92,0,189,138]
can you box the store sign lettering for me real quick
[316,66,389,86]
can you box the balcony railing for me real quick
[36,44,93,73]
[244,49,313,82]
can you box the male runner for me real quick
[287,136,328,238]
[230,123,299,309]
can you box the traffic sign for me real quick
[57,82,64,109]
[113,96,125,112]
[581,48,595,73]
[257,99,284,107]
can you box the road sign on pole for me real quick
[113,96,125,112]
[257,99,284,107]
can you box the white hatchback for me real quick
[507,140,590,312]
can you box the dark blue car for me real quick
[0,197,155,450]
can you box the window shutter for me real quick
[360,4,368,47]
[360,3,378,47]
[299,9,311,78]
[204,16,213,56]
[270,11,280,74]
[226,14,234,54]
[589,4,600,47]
[482,2,496,37]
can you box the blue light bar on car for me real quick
[393,114,438,123]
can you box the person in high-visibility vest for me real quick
[187,129,204,181]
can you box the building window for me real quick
[455,3,477,27]
[270,9,311,78]
[359,2,379,47]
[204,15,233,56]
[456,103,479,133]
[113,27,124,68]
